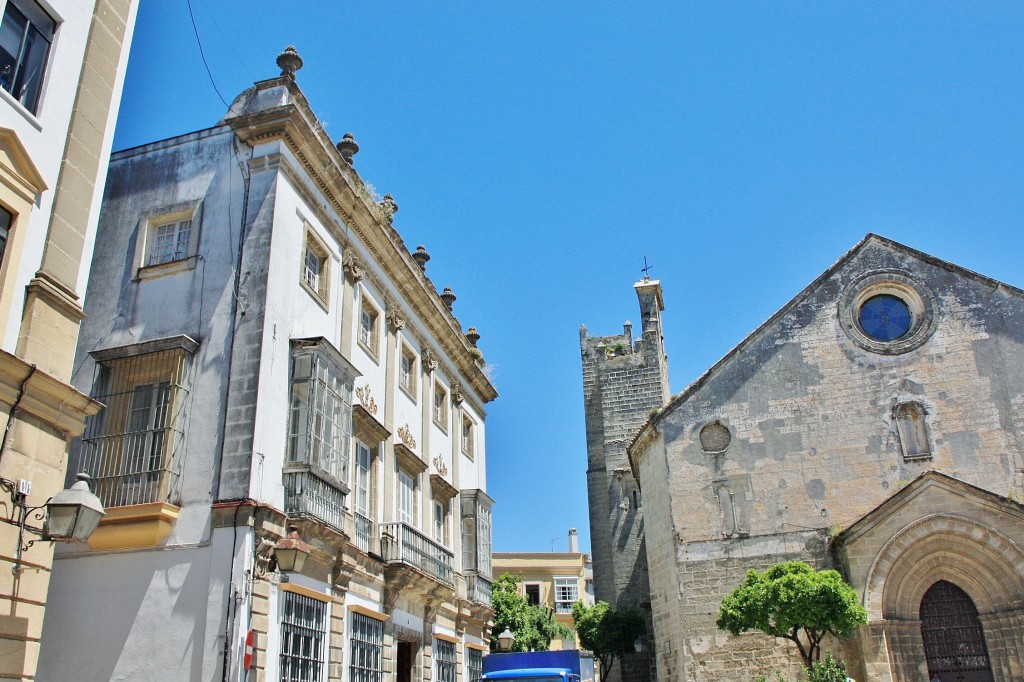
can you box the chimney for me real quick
[568,528,579,553]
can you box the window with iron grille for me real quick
[288,340,353,485]
[434,638,456,682]
[0,0,55,114]
[466,647,483,682]
[554,577,579,613]
[80,337,197,507]
[349,612,384,682]
[280,591,327,682]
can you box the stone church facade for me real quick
[588,235,1024,681]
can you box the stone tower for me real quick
[580,277,669,682]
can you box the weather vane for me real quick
[641,256,653,280]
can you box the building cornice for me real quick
[0,350,101,438]
[226,79,497,404]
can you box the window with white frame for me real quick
[460,489,493,578]
[399,344,417,398]
[461,414,475,459]
[79,337,196,508]
[434,639,456,682]
[466,648,483,682]
[148,218,192,266]
[0,0,56,114]
[349,612,384,682]
[398,469,415,525]
[554,577,580,613]
[287,341,353,485]
[434,500,446,545]
[433,381,448,430]
[301,229,330,305]
[280,591,327,682]
[354,441,373,552]
[358,295,380,357]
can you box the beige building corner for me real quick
[0,0,137,678]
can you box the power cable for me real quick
[185,0,230,109]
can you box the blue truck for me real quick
[481,650,595,682]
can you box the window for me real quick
[358,294,380,357]
[0,205,11,265]
[434,639,456,682]
[80,337,196,507]
[554,577,579,614]
[461,414,475,459]
[354,441,373,552]
[148,219,192,266]
[461,489,493,578]
[433,381,448,430]
[349,612,384,682]
[0,0,55,114]
[466,648,483,682]
[301,229,330,306]
[398,470,415,524]
[434,500,446,545]
[288,341,353,484]
[399,344,417,398]
[524,583,541,606]
[896,401,931,460]
[280,591,327,682]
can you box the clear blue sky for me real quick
[114,1,1024,554]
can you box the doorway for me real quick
[920,580,994,682]
[396,641,416,682]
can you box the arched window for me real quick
[895,401,930,460]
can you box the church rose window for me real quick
[838,270,937,355]
[858,294,912,342]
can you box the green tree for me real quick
[491,573,574,652]
[571,600,645,680]
[717,561,867,668]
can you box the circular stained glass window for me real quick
[858,294,912,342]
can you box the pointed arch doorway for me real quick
[920,580,994,682]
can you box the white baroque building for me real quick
[38,47,497,682]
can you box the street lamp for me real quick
[496,628,515,652]
[272,525,311,574]
[633,635,644,653]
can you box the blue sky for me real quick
[113,2,1024,554]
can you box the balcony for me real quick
[283,466,346,532]
[379,522,453,585]
[466,574,492,606]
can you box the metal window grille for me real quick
[80,347,192,507]
[280,591,326,682]
[435,639,456,682]
[349,612,384,682]
[466,648,483,682]
[0,0,55,113]
[149,219,191,265]
[554,578,579,613]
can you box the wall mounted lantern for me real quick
[0,473,105,574]
[496,628,515,652]
[272,525,310,574]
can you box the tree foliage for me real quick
[717,561,866,668]
[571,600,645,680]
[491,573,574,653]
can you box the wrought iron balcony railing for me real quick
[283,467,346,532]
[354,512,372,553]
[379,521,453,585]
[466,573,492,606]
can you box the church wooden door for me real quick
[920,580,994,682]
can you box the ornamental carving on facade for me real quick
[342,250,365,282]
[385,300,406,331]
[355,385,378,415]
[450,382,464,404]
[423,348,439,371]
[397,424,416,451]
[432,455,448,478]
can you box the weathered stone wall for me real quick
[632,237,1024,680]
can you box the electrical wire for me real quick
[185,0,230,109]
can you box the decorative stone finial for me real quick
[412,245,430,272]
[379,194,398,223]
[277,46,303,79]
[440,287,456,311]
[465,326,480,347]
[337,133,359,164]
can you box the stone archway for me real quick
[860,514,1024,681]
